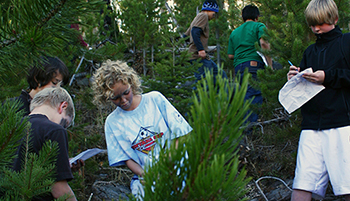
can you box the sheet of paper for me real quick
[257,51,268,66]
[69,148,106,164]
[278,68,325,114]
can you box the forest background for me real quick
[1,0,350,200]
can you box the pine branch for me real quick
[38,0,68,28]
[27,156,35,197]
[0,0,68,49]
[1,140,59,200]
[0,100,29,166]
[0,128,16,154]
[0,38,18,49]
[144,71,251,200]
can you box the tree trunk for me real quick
[216,26,221,67]
[143,47,147,76]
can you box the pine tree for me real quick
[0,0,123,101]
[0,0,109,83]
[211,0,232,72]
[173,0,201,35]
[257,0,350,66]
[142,71,251,200]
[0,0,119,200]
[141,11,197,116]
[117,0,165,75]
[0,100,61,200]
[0,101,29,167]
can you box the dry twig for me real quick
[255,176,292,201]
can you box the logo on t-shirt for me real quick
[131,127,164,154]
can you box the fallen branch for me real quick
[240,108,291,133]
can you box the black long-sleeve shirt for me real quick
[300,26,350,130]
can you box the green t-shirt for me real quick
[227,21,266,67]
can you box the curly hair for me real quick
[92,60,142,106]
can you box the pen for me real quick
[288,60,299,72]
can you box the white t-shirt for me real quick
[105,91,192,169]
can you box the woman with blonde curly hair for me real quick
[92,60,192,199]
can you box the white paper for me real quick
[278,68,325,114]
[69,148,106,164]
[257,51,268,66]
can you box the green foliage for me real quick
[1,139,59,200]
[0,100,62,201]
[256,0,310,66]
[209,0,232,69]
[257,0,350,66]
[173,0,201,35]
[118,0,164,49]
[143,71,251,200]
[0,0,108,85]
[226,0,244,30]
[0,102,60,200]
[117,0,171,76]
[0,100,30,167]
[142,19,196,116]
[2,0,350,200]
[0,1,119,199]
[0,79,27,102]
[251,67,289,120]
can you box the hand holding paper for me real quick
[302,70,325,84]
[279,68,325,114]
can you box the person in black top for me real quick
[14,56,69,116]
[287,0,350,200]
[12,87,77,201]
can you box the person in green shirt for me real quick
[227,4,272,123]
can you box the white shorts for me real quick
[293,126,350,198]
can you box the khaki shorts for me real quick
[293,126,350,198]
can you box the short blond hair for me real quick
[305,0,338,26]
[30,87,75,120]
[92,60,142,106]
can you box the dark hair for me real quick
[242,5,260,22]
[27,56,69,90]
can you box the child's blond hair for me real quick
[305,0,338,26]
[92,60,142,106]
[30,87,75,120]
